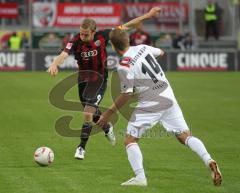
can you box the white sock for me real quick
[185,136,212,166]
[126,143,146,180]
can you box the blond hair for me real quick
[109,29,130,51]
[80,18,97,31]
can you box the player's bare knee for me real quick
[83,112,93,122]
[84,105,96,114]
[124,135,138,146]
[176,131,191,145]
[83,105,97,122]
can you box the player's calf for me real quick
[75,122,92,160]
[92,110,116,145]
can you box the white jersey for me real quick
[117,45,177,111]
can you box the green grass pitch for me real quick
[0,71,239,193]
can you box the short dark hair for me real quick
[80,18,97,31]
[109,28,130,51]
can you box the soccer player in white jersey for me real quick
[97,29,222,186]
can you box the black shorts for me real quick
[78,79,107,107]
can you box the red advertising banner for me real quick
[0,3,18,18]
[33,3,122,27]
[124,2,188,24]
[55,3,122,27]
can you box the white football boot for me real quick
[105,123,116,146]
[74,147,85,160]
[121,177,147,186]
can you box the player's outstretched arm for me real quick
[97,93,131,128]
[47,51,68,76]
[121,7,161,30]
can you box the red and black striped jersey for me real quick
[64,29,111,82]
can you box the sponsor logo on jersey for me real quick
[66,43,73,49]
[120,57,132,68]
[94,40,101,47]
[81,50,98,60]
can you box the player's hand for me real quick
[117,25,130,31]
[147,7,161,18]
[47,64,58,76]
[96,115,108,128]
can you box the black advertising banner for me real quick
[34,50,120,71]
[0,50,238,72]
[34,51,78,71]
[169,51,236,71]
[0,51,32,71]
[157,53,168,72]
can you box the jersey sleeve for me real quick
[145,45,164,58]
[99,29,112,43]
[63,35,78,54]
[117,61,134,94]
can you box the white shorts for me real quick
[126,103,189,138]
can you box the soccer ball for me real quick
[34,147,54,166]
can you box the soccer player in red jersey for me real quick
[48,7,161,160]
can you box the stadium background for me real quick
[0,1,240,193]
